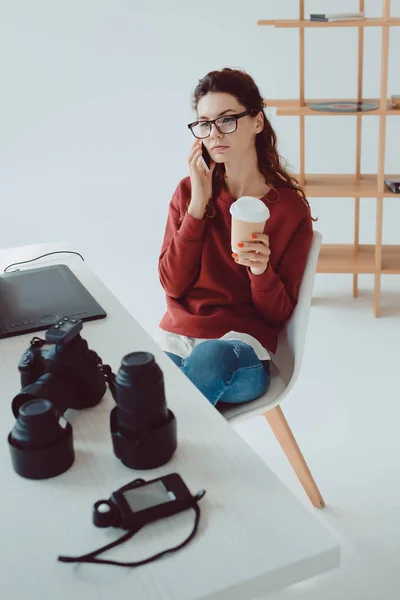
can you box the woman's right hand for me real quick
[187,140,215,219]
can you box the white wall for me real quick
[1,0,399,333]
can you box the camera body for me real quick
[13,318,107,418]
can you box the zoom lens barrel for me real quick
[110,352,177,470]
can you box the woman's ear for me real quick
[255,111,265,134]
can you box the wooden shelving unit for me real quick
[258,0,400,317]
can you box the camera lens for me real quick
[8,398,74,479]
[110,352,177,470]
[115,352,168,434]
[12,372,72,418]
[13,399,61,445]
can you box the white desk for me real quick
[0,243,340,600]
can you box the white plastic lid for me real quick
[229,196,270,223]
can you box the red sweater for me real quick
[158,177,313,354]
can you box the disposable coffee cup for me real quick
[229,196,270,253]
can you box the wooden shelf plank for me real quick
[317,244,375,273]
[317,244,400,274]
[296,174,400,197]
[264,99,302,107]
[257,18,400,28]
[263,98,400,116]
[266,97,384,107]
[279,100,397,116]
[382,246,400,274]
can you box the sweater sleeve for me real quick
[158,183,207,299]
[248,216,313,328]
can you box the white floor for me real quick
[232,274,400,599]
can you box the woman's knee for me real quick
[182,339,259,381]
[180,341,239,405]
[183,340,239,373]
[181,339,268,406]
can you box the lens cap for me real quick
[8,399,74,479]
[118,352,162,388]
[121,351,155,372]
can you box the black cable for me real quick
[3,251,85,273]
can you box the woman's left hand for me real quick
[233,233,271,276]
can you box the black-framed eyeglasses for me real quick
[187,109,258,139]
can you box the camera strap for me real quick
[57,500,202,568]
[100,363,116,400]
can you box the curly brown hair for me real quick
[185,67,315,222]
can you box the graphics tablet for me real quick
[0,264,107,339]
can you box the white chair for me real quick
[220,231,325,508]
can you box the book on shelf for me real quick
[310,16,365,22]
[310,12,365,19]
[310,13,365,22]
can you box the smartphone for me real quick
[200,143,211,171]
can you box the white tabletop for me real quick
[0,243,339,600]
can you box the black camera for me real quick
[12,318,106,418]
[8,317,106,480]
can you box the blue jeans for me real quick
[165,339,271,407]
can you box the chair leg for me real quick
[265,406,325,508]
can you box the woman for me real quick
[156,68,314,407]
